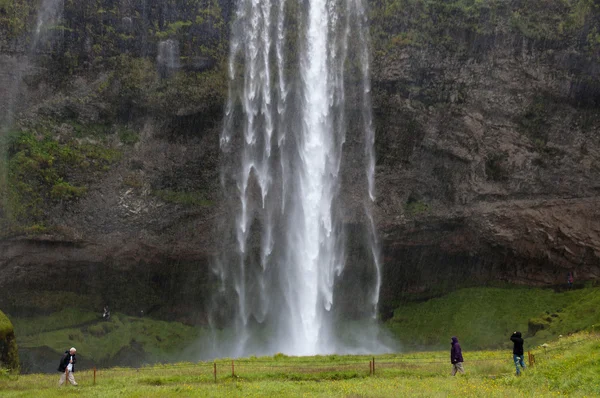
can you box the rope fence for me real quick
[80,334,597,385]
[85,354,525,382]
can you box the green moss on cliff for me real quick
[38,0,226,79]
[370,0,507,55]
[150,68,227,115]
[0,128,120,231]
[405,199,429,216]
[0,0,34,40]
[0,310,19,372]
[108,54,226,117]
[370,0,600,58]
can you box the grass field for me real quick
[388,286,600,350]
[8,286,600,373]
[1,333,598,397]
[12,309,204,369]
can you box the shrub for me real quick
[0,310,19,372]
[50,181,87,201]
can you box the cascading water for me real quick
[1,0,64,221]
[214,0,386,356]
[31,0,64,52]
[2,0,63,131]
[157,39,180,78]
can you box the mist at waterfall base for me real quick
[208,0,395,358]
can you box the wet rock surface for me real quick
[1,0,599,322]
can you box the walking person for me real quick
[510,331,526,376]
[567,272,574,289]
[58,347,78,386]
[450,336,465,375]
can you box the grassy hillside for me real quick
[0,333,598,397]
[10,285,599,372]
[387,286,600,350]
[11,309,204,371]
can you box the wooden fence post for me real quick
[93,366,96,385]
[369,360,372,376]
[232,360,235,378]
[373,357,375,375]
[214,362,217,382]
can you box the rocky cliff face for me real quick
[369,0,600,310]
[1,0,599,322]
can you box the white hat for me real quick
[70,347,77,352]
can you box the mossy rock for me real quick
[528,316,552,336]
[0,310,19,372]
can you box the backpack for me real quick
[57,353,68,371]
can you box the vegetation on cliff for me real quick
[0,127,121,234]
[1,0,228,234]
[370,0,600,56]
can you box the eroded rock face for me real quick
[1,1,599,322]
[369,35,600,306]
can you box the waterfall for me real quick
[2,0,63,132]
[1,0,64,221]
[31,0,64,51]
[157,39,181,78]
[214,0,384,356]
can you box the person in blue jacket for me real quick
[450,336,465,375]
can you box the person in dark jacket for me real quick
[510,331,526,375]
[58,347,78,386]
[567,272,574,289]
[450,336,465,375]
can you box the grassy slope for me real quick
[12,310,202,363]
[10,286,600,367]
[0,333,598,397]
[386,286,600,350]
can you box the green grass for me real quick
[11,309,99,337]
[13,311,202,364]
[0,333,598,397]
[10,286,599,372]
[387,286,600,350]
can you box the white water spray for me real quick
[157,39,181,77]
[215,0,384,356]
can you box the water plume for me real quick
[213,0,388,357]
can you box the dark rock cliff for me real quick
[0,0,599,322]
